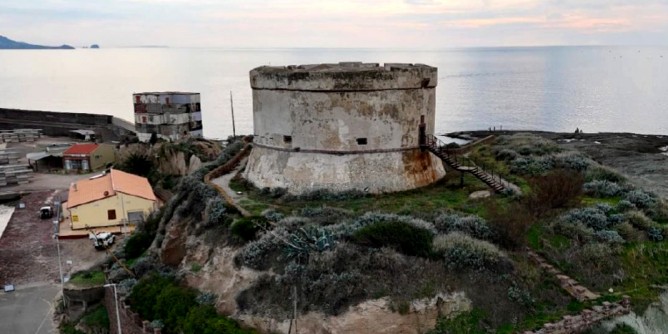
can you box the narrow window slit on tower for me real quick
[283,135,292,143]
[356,138,368,145]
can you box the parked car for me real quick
[90,232,115,250]
[39,206,53,219]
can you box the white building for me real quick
[133,92,203,142]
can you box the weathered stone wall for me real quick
[245,62,445,194]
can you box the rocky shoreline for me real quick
[447,130,668,199]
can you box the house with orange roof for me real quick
[67,169,158,230]
[63,143,116,173]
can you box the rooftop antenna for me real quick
[230,91,236,138]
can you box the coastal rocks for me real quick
[159,215,190,266]
[595,292,668,334]
[184,241,472,334]
[238,292,471,334]
[469,190,491,199]
[184,246,261,315]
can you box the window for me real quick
[283,135,292,143]
[356,138,368,145]
[107,209,117,220]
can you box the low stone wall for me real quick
[524,297,631,334]
[104,286,162,334]
[64,284,105,308]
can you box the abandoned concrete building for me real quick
[133,92,203,142]
[244,62,445,194]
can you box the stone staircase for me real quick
[421,134,508,193]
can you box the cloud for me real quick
[0,0,666,47]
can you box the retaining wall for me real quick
[0,108,134,141]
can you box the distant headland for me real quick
[0,35,74,49]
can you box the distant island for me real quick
[90,44,100,49]
[0,35,74,49]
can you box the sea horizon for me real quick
[1,45,667,139]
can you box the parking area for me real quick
[0,190,110,286]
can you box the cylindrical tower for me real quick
[244,62,445,194]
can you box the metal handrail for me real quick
[423,134,505,190]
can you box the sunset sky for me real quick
[1,0,667,48]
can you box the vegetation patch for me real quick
[69,270,105,286]
[128,273,255,334]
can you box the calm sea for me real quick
[0,46,666,138]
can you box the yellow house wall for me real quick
[69,193,156,230]
[89,144,116,171]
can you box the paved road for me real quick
[0,283,59,334]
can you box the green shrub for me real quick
[353,220,434,257]
[204,197,232,228]
[60,324,85,334]
[614,222,642,242]
[433,232,510,273]
[235,227,287,270]
[624,190,657,210]
[124,231,154,259]
[284,188,368,201]
[584,180,624,197]
[485,201,534,250]
[585,165,626,183]
[128,272,254,334]
[80,304,110,329]
[299,207,353,225]
[231,216,267,241]
[525,169,584,215]
[593,230,625,244]
[609,323,638,334]
[510,155,556,175]
[434,213,493,240]
[616,200,636,212]
[69,270,105,286]
[554,151,592,172]
[625,210,654,231]
[494,148,519,161]
[128,273,174,321]
[495,133,561,156]
[284,225,337,260]
[182,304,254,334]
[262,209,285,222]
[154,285,198,332]
[428,309,486,334]
[562,207,612,231]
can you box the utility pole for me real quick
[230,91,236,138]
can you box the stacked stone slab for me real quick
[0,150,20,165]
[245,62,445,195]
[0,164,32,187]
[0,129,41,143]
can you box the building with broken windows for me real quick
[133,92,203,142]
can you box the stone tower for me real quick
[244,62,445,194]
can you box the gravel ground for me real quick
[0,190,112,286]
